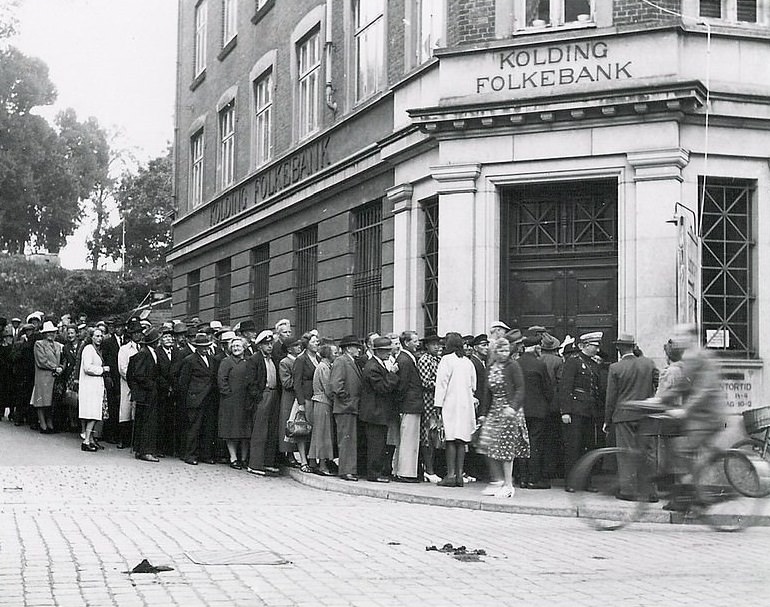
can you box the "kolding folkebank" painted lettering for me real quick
[476,41,633,93]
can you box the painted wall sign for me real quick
[209,136,332,227]
[721,368,762,413]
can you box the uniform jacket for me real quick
[396,350,423,414]
[604,353,658,425]
[127,347,159,406]
[517,351,554,418]
[178,351,217,409]
[558,352,602,417]
[330,353,362,415]
[293,349,320,405]
[360,356,399,425]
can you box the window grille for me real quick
[354,0,385,101]
[250,245,270,330]
[215,258,231,325]
[422,197,439,336]
[253,70,272,167]
[294,226,318,334]
[194,1,208,76]
[190,130,204,208]
[353,202,382,338]
[700,177,755,357]
[297,30,320,139]
[187,269,201,319]
[218,102,235,189]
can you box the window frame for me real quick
[410,0,446,67]
[194,0,208,77]
[189,129,205,209]
[296,28,321,141]
[222,0,237,44]
[353,0,386,103]
[695,0,767,24]
[352,201,383,338]
[250,244,270,329]
[513,0,596,32]
[218,101,236,190]
[422,196,439,336]
[215,258,232,325]
[252,69,273,168]
[294,226,319,335]
[187,269,201,319]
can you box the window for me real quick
[515,0,594,30]
[253,70,273,167]
[700,0,759,22]
[222,0,237,43]
[412,0,445,65]
[297,30,320,139]
[250,245,270,330]
[190,130,204,208]
[422,197,438,336]
[354,0,385,102]
[353,202,382,338]
[194,0,208,76]
[700,178,755,357]
[218,102,235,189]
[215,258,232,324]
[187,269,201,319]
[294,226,318,334]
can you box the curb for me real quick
[285,468,770,527]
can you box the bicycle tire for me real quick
[693,449,764,532]
[568,447,649,531]
[725,439,770,498]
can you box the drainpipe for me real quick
[325,0,337,114]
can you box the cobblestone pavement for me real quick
[1,422,769,607]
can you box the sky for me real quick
[10,0,178,269]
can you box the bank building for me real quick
[169,0,770,410]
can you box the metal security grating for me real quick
[215,258,231,325]
[251,244,270,331]
[422,197,439,336]
[700,178,755,357]
[294,226,318,334]
[353,202,382,338]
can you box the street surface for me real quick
[1,421,768,607]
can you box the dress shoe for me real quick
[183,458,198,466]
[393,476,420,483]
[229,460,243,470]
[247,467,266,476]
[340,474,358,482]
[647,493,660,503]
[527,481,551,490]
[437,475,459,487]
[586,486,600,493]
[202,458,217,465]
[423,473,442,484]
[136,454,159,462]
[155,453,166,459]
[116,443,129,450]
[265,466,280,475]
[615,492,638,502]
[564,486,576,493]
[368,476,390,483]
[80,443,98,452]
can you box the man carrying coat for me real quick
[127,328,162,462]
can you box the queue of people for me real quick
[0,312,714,503]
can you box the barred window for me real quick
[218,102,235,189]
[190,130,204,208]
[700,177,755,357]
[253,70,273,167]
[354,0,385,102]
[297,29,320,139]
[294,226,318,334]
[215,258,231,325]
[194,0,208,76]
[250,244,270,330]
[353,202,382,338]
[187,269,201,319]
[422,197,439,336]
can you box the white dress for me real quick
[78,344,105,421]
[434,354,477,442]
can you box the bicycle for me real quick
[727,406,770,498]
[567,401,770,532]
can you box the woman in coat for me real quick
[434,333,477,487]
[277,337,303,465]
[78,327,109,452]
[31,321,64,433]
[217,337,254,469]
[289,332,321,472]
[308,342,338,475]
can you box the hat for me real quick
[462,334,474,344]
[214,325,231,336]
[95,320,107,329]
[522,335,541,348]
[540,333,561,351]
[527,325,547,333]
[284,336,302,349]
[255,330,273,345]
[472,334,489,346]
[490,320,511,331]
[77,323,87,331]
[26,312,42,323]
[140,328,161,345]
[505,328,523,343]
[219,330,237,342]
[126,319,143,334]
[20,323,35,333]
[161,325,174,335]
[210,320,223,330]
[231,322,241,332]
[614,333,636,345]
[339,335,361,348]
[422,333,442,345]
[40,321,57,333]
[579,331,603,345]
[372,336,393,350]
[11,318,21,324]
[171,321,187,335]
[189,332,213,347]
[239,319,256,333]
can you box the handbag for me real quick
[285,409,312,438]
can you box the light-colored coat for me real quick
[434,354,477,442]
[31,339,62,408]
[118,341,139,422]
[78,344,105,420]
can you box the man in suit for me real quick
[127,328,161,462]
[247,330,280,476]
[239,320,258,358]
[101,318,123,443]
[330,335,363,481]
[360,337,400,483]
[604,333,658,501]
[178,332,219,465]
[392,331,423,482]
[155,327,178,457]
[117,318,144,449]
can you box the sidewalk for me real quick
[285,467,770,527]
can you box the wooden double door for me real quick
[501,180,618,351]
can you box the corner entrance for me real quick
[501,180,618,350]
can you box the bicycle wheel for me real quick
[568,447,649,531]
[693,449,766,532]
[726,438,770,497]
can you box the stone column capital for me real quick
[627,148,690,182]
[430,163,481,194]
[385,183,414,215]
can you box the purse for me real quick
[285,409,312,438]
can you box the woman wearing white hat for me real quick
[31,321,64,433]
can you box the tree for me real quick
[102,150,173,268]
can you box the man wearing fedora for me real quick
[330,335,364,481]
[127,328,162,462]
[559,331,604,491]
[117,319,144,449]
[178,332,220,465]
[604,333,659,501]
[247,330,281,475]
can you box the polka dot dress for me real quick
[477,362,530,461]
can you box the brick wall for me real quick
[387,0,406,85]
[614,0,681,25]
[447,0,496,47]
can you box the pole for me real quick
[121,217,126,277]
